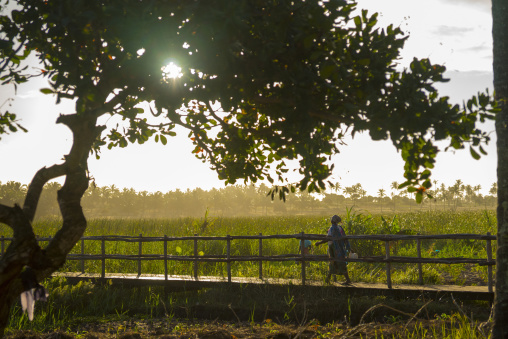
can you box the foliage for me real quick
[0,210,497,285]
[5,280,493,338]
[0,0,498,196]
[0,110,26,139]
[0,212,496,337]
[0,180,497,219]
[0,0,501,334]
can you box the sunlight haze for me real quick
[0,0,496,197]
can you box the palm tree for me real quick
[377,188,386,213]
[343,186,356,206]
[432,180,439,209]
[390,181,399,211]
[333,182,342,209]
[448,184,460,210]
[464,185,475,205]
[439,183,447,209]
[490,182,498,196]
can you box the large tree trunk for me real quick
[492,0,508,337]
[0,113,101,337]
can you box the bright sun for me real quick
[162,62,182,79]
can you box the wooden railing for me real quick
[0,233,496,291]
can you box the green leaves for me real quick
[470,146,481,160]
[39,88,54,94]
[2,0,497,204]
[0,111,27,140]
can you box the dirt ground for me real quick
[4,316,494,339]
[4,266,494,339]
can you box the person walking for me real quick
[316,215,352,285]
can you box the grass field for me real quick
[1,209,497,337]
[1,209,497,285]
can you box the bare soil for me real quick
[4,315,494,339]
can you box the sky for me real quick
[0,0,496,197]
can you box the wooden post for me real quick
[300,232,306,286]
[385,240,392,289]
[193,234,198,279]
[164,235,168,281]
[417,234,423,285]
[101,236,106,279]
[487,232,493,293]
[227,235,232,283]
[81,238,85,274]
[259,233,263,280]
[138,233,142,276]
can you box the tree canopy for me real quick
[0,0,499,335]
[0,0,497,200]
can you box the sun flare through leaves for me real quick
[161,62,182,80]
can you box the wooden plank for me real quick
[227,235,231,283]
[258,233,263,280]
[52,272,494,301]
[138,233,142,276]
[301,231,306,286]
[5,233,495,243]
[417,236,423,285]
[101,237,105,279]
[487,232,493,293]
[80,238,85,274]
[385,240,392,289]
[193,234,198,279]
[164,235,168,281]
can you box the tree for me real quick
[492,1,508,335]
[448,180,464,210]
[377,188,386,213]
[344,185,358,204]
[0,181,27,206]
[464,184,474,205]
[431,179,439,208]
[490,182,498,197]
[390,181,399,211]
[0,0,498,334]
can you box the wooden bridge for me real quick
[0,232,496,301]
[54,272,494,302]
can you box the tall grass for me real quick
[5,277,493,338]
[2,210,496,337]
[0,210,497,285]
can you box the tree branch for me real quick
[39,113,100,272]
[0,41,25,75]
[23,164,67,222]
[0,204,39,286]
[0,204,13,226]
[0,204,41,336]
[43,166,88,268]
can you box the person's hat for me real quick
[331,215,341,224]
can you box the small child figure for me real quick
[300,239,313,256]
[298,239,313,266]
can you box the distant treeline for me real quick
[0,180,497,219]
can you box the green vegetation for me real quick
[1,210,497,286]
[4,278,493,338]
[1,210,495,337]
[0,180,498,219]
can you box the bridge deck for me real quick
[53,272,494,301]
